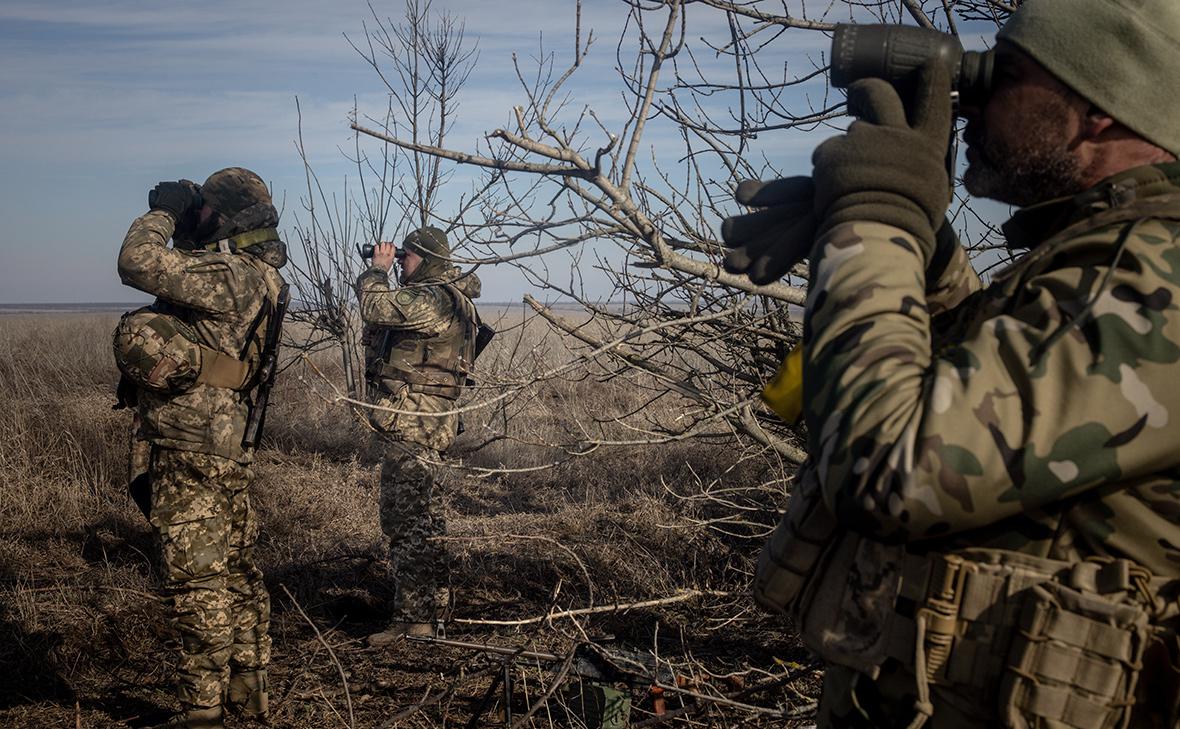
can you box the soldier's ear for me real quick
[1079,105,1116,142]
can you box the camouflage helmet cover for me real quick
[200,167,272,218]
[401,226,450,260]
[112,308,203,393]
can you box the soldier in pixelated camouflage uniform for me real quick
[357,227,481,645]
[114,168,286,729]
[727,1,1180,727]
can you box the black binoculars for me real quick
[359,243,407,261]
[830,23,994,109]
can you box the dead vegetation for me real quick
[0,312,817,728]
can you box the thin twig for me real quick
[509,648,578,729]
[280,584,355,728]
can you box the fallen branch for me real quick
[453,589,730,627]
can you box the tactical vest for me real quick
[368,283,478,400]
[113,236,282,395]
[755,191,1180,729]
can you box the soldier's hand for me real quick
[721,176,816,285]
[811,61,953,258]
[148,180,203,222]
[371,242,397,272]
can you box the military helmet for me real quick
[401,226,450,260]
[112,308,203,394]
[200,167,272,218]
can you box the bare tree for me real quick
[283,0,482,398]
[325,0,1018,525]
[273,3,1028,724]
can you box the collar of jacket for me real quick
[1002,161,1180,250]
[411,267,480,296]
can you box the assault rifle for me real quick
[406,634,674,685]
[406,635,672,729]
[242,283,290,449]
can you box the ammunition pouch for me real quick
[369,361,463,400]
[999,569,1152,729]
[787,533,1177,728]
[754,466,907,676]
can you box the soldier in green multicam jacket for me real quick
[357,227,481,645]
[114,168,286,729]
[731,1,1180,727]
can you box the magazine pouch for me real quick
[998,560,1152,729]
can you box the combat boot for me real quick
[150,706,224,729]
[227,669,268,721]
[367,621,435,647]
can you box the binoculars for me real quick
[150,180,207,244]
[359,243,407,261]
[830,23,994,108]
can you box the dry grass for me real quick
[0,313,816,728]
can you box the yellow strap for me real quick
[762,345,804,424]
[196,347,251,389]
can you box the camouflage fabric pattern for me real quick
[359,264,480,623]
[357,265,479,336]
[798,162,1180,723]
[374,437,448,622]
[113,309,203,393]
[150,447,271,710]
[369,385,462,453]
[200,167,272,219]
[803,163,1180,576]
[118,209,285,463]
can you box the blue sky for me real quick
[0,1,1003,304]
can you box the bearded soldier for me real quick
[724,1,1180,726]
[113,168,287,729]
[358,227,482,645]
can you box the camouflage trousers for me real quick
[149,447,271,710]
[377,438,447,623]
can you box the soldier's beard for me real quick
[962,97,1087,208]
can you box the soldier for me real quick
[113,168,288,729]
[357,227,482,645]
[728,1,1180,727]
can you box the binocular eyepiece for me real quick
[830,23,994,108]
[358,243,407,261]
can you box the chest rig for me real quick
[368,283,478,400]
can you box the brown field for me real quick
[0,313,817,728]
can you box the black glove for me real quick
[811,62,953,259]
[148,180,203,222]
[721,176,816,285]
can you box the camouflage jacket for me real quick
[117,209,286,463]
[802,162,1180,577]
[357,265,481,451]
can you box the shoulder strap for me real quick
[207,226,280,254]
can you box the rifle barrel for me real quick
[405,635,563,663]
